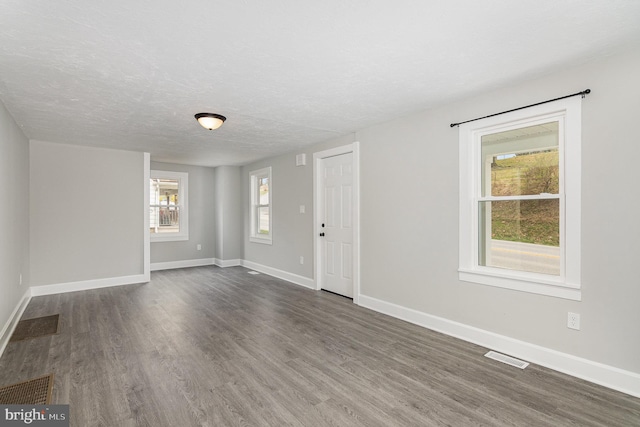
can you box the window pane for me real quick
[150,206,180,234]
[150,179,179,204]
[150,178,180,234]
[478,199,560,275]
[258,206,270,234]
[250,168,272,242]
[259,177,269,205]
[481,122,559,197]
[157,179,179,204]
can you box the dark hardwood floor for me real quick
[1,266,639,426]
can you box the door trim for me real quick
[313,142,360,304]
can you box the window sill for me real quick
[458,268,581,301]
[151,234,189,243]
[250,236,272,245]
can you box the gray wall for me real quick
[30,141,145,286]
[243,135,354,276]
[0,100,29,331]
[151,162,216,263]
[214,166,243,261]
[242,49,640,374]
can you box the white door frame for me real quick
[313,142,360,304]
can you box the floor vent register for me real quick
[484,351,529,369]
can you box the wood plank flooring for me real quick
[1,266,639,426]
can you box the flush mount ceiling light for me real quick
[195,113,226,130]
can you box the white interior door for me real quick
[319,152,354,298]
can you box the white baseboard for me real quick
[358,294,640,398]
[214,258,242,268]
[241,260,315,290]
[30,274,148,297]
[151,258,216,271]
[0,288,32,358]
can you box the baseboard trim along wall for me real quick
[0,289,32,359]
[214,258,241,268]
[358,294,640,399]
[30,274,149,297]
[241,260,316,290]
[151,258,216,271]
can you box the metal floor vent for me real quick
[248,271,260,275]
[484,351,529,369]
[0,374,54,404]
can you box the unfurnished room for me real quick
[0,1,639,426]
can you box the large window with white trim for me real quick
[459,97,581,300]
[150,170,188,242]
[250,167,272,244]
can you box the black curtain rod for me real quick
[449,89,591,128]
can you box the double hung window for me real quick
[458,98,581,300]
[150,170,189,242]
[250,167,272,244]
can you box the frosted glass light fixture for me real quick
[195,113,226,130]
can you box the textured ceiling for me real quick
[1,1,639,167]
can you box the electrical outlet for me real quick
[196,244,202,251]
[299,205,305,214]
[299,256,304,265]
[568,312,580,330]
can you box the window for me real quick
[150,170,188,242]
[250,167,272,244]
[459,97,581,300]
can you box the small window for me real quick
[459,97,581,300]
[150,170,188,242]
[250,167,272,244]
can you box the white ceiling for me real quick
[1,1,639,167]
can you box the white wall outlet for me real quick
[197,244,202,251]
[299,256,304,265]
[568,312,580,330]
[299,205,305,214]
